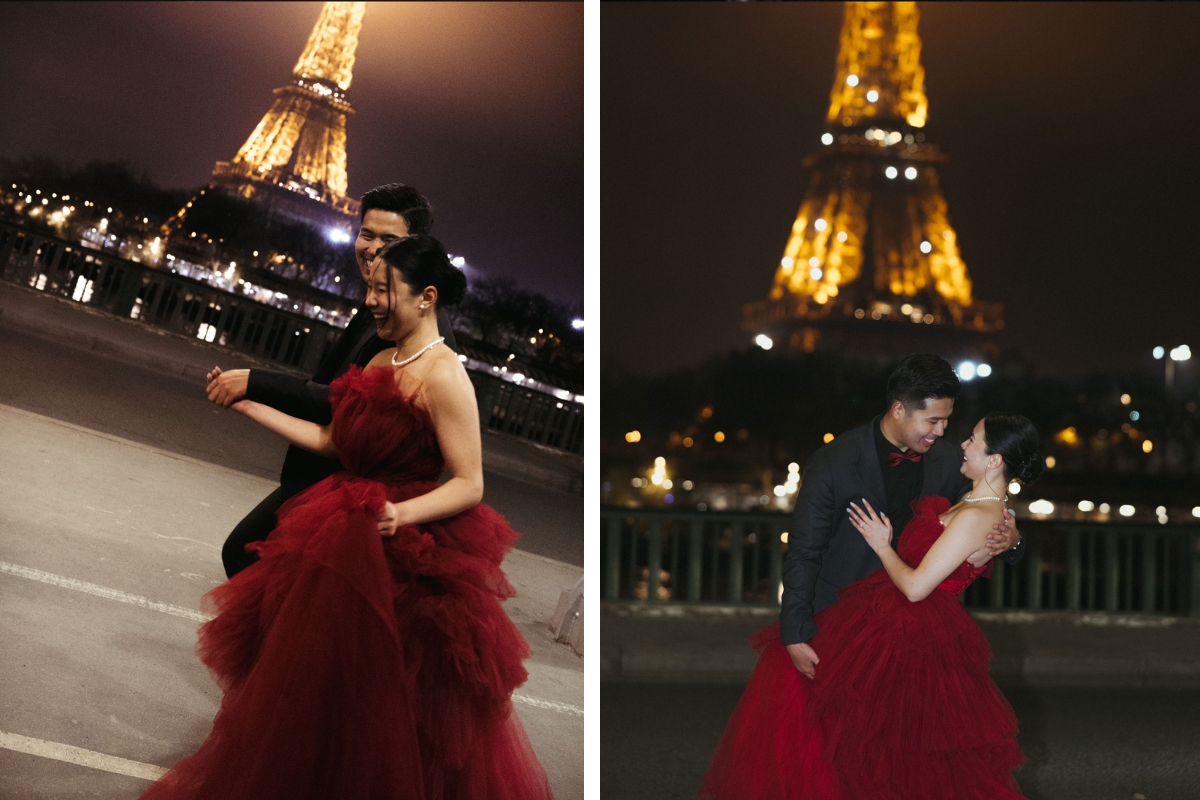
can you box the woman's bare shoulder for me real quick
[945,503,1003,534]
[414,348,472,397]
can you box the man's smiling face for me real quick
[354,209,410,282]
[892,396,955,453]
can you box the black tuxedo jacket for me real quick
[779,415,1026,646]
[245,302,457,488]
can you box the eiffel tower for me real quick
[743,1,1002,358]
[208,1,366,232]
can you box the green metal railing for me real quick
[602,508,790,605]
[600,506,1200,615]
[962,521,1200,615]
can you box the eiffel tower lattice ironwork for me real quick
[743,1,1003,356]
[211,1,366,222]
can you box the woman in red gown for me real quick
[699,413,1044,800]
[141,235,554,800]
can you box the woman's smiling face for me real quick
[364,259,423,342]
[959,418,996,480]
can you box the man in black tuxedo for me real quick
[780,353,1024,677]
[205,183,458,578]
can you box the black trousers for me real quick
[221,481,312,578]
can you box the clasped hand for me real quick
[206,366,250,408]
[848,500,892,552]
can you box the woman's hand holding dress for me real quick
[362,352,485,531]
[377,501,402,537]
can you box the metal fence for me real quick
[470,373,584,454]
[600,506,1200,616]
[0,222,584,454]
[0,224,339,373]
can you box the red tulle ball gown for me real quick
[141,366,554,800]
[699,496,1024,800]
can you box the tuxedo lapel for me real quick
[854,417,887,510]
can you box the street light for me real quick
[958,361,991,381]
[1154,344,1191,389]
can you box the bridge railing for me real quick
[0,223,340,374]
[0,222,584,454]
[600,506,1200,616]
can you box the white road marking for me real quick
[0,730,167,782]
[513,692,584,717]
[0,561,212,623]
[152,533,219,549]
[2,561,584,717]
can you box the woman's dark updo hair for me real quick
[982,412,1044,485]
[375,234,467,309]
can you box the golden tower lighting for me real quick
[744,1,1002,356]
[211,1,366,219]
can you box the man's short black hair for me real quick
[360,183,433,235]
[885,353,961,411]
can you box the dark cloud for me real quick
[0,1,582,304]
[602,3,1200,377]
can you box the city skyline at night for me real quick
[604,3,1200,378]
[0,2,583,304]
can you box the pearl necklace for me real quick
[963,493,1008,503]
[391,337,445,368]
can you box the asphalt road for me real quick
[0,324,584,798]
[0,326,582,567]
[601,682,1200,800]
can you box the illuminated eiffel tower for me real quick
[208,1,366,231]
[743,1,1002,358]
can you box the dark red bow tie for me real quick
[887,449,922,468]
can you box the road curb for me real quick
[0,284,300,383]
[601,603,1200,687]
[0,283,583,493]
[482,436,584,494]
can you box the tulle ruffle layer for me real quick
[807,495,1024,798]
[141,473,552,800]
[808,575,1024,800]
[699,582,1024,800]
[698,634,842,800]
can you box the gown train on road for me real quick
[699,495,1024,800]
[141,366,554,800]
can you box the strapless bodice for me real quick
[329,366,443,484]
[897,495,993,596]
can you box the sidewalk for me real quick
[0,404,582,798]
[0,279,583,494]
[601,602,1200,687]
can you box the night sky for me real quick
[603,3,1200,378]
[0,1,583,306]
